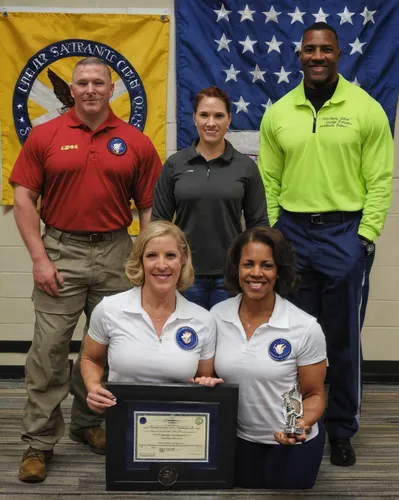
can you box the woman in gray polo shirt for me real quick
[151,86,269,310]
[211,226,327,489]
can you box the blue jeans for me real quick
[182,275,229,310]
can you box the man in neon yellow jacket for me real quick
[258,23,393,467]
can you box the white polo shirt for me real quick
[212,293,326,445]
[88,286,216,383]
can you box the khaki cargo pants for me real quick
[21,227,132,451]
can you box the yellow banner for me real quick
[0,12,169,234]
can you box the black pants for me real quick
[235,423,325,489]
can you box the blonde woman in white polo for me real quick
[212,227,326,490]
[81,221,222,414]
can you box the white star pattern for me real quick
[250,65,266,83]
[263,6,281,23]
[223,64,241,82]
[274,66,291,84]
[233,96,250,113]
[17,104,23,109]
[312,7,329,23]
[19,117,25,123]
[352,77,362,87]
[214,3,231,22]
[238,4,255,22]
[262,98,273,110]
[360,7,376,25]
[293,38,302,53]
[266,35,283,54]
[215,33,232,52]
[337,6,355,25]
[287,7,306,24]
[239,36,257,54]
[349,38,366,55]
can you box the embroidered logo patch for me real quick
[268,338,292,361]
[176,327,198,350]
[60,144,78,150]
[108,137,127,156]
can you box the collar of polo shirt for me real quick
[220,293,290,330]
[120,286,194,320]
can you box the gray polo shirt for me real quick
[151,140,269,275]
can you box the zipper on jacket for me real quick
[312,114,316,133]
[207,165,210,180]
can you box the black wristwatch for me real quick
[360,237,375,256]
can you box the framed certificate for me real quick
[105,383,238,491]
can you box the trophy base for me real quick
[283,427,303,435]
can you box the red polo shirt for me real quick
[10,108,162,232]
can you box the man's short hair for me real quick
[303,22,339,46]
[72,57,112,81]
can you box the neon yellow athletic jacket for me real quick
[258,75,393,241]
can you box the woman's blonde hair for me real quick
[125,221,194,292]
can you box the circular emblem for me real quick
[139,417,147,424]
[195,417,203,425]
[108,137,127,155]
[175,327,198,350]
[13,38,147,145]
[269,338,292,361]
[158,466,178,487]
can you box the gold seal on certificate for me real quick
[134,412,209,462]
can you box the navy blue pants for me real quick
[235,423,325,489]
[275,211,374,439]
[182,275,229,310]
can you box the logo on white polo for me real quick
[175,327,198,350]
[268,338,292,361]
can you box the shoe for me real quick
[69,425,106,455]
[18,447,53,483]
[329,437,356,466]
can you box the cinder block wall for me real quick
[0,0,398,371]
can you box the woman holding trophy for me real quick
[210,227,327,489]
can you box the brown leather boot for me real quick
[69,425,106,455]
[18,447,53,483]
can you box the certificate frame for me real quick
[105,383,238,491]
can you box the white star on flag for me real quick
[337,6,355,25]
[263,6,281,23]
[293,38,302,53]
[287,7,306,24]
[239,36,257,53]
[266,35,283,54]
[360,7,376,24]
[214,3,231,22]
[233,96,250,113]
[223,64,241,82]
[250,65,266,83]
[349,38,366,55]
[352,77,361,86]
[215,33,232,52]
[238,4,255,22]
[312,8,329,23]
[274,66,291,84]
[262,98,273,110]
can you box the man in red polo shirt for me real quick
[10,57,162,482]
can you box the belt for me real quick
[283,210,362,225]
[45,225,127,243]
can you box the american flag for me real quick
[175,0,399,150]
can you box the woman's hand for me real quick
[190,376,224,387]
[87,383,117,413]
[274,418,312,445]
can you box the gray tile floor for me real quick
[1,381,399,499]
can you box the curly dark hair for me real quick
[224,227,300,296]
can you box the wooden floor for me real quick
[0,381,398,500]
